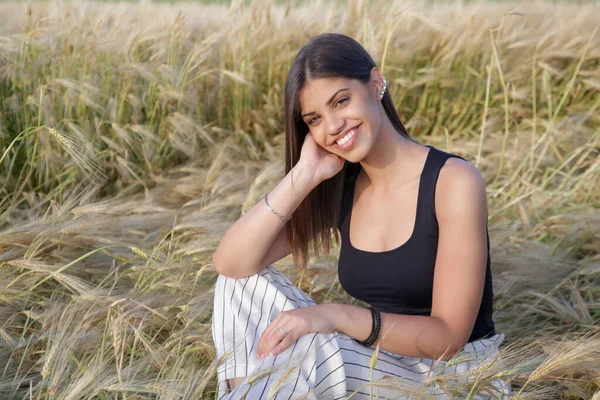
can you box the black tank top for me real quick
[337,145,496,343]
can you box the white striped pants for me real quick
[212,265,511,399]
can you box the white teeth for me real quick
[336,127,357,145]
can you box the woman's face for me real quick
[298,74,384,162]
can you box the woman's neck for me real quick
[358,120,427,195]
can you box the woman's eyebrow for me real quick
[301,88,350,118]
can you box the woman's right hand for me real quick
[297,132,345,185]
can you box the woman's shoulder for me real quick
[434,153,488,221]
[428,145,479,181]
[436,152,484,187]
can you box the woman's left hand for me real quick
[257,304,337,360]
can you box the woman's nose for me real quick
[325,115,345,137]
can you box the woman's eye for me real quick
[306,98,348,125]
[336,97,349,107]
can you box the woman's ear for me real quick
[370,67,385,98]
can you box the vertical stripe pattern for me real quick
[212,265,510,399]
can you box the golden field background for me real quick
[0,0,599,398]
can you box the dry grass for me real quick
[0,0,599,398]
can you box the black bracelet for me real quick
[357,306,381,347]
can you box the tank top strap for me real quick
[420,145,468,223]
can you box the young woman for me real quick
[211,33,509,399]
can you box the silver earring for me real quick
[377,76,388,100]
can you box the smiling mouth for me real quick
[335,124,360,144]
[333,123,361,150]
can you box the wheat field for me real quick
[0,0,599,398]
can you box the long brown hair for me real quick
[284,33,412,270]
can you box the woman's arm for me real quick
[328,304,461,361]
[213,132,344,280]
[213,164,317,279]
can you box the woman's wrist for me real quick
[291,162,320,191]
[318,302,345,333]
[321,303,370,339]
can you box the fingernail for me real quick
[270,351,275,357]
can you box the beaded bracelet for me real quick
[357,306,381,348]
